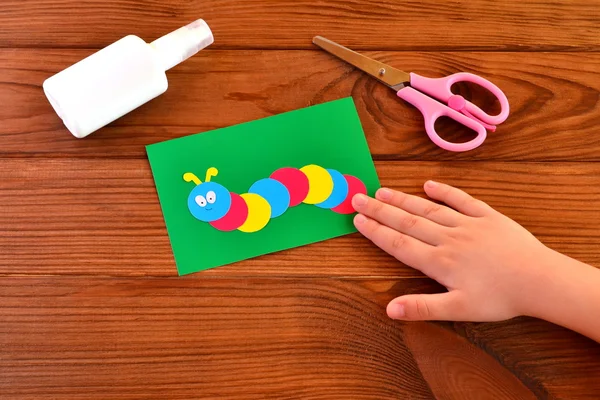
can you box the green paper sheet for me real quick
[146,97,381,275]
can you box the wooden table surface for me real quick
[2,1,600,398]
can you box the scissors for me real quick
[312,36,510,152]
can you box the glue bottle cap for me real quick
[151,19,214,71]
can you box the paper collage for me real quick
[146,97,380,275]
[184,165,367,233]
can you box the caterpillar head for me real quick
[184,167,232,222]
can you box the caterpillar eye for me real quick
[195,195,207,207]
[206,191,216,204]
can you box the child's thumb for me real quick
[386,292,462,321]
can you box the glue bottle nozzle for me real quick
[150,19,214,71]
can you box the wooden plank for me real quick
[0,1,599,50]
[1,159,599,277]
[2,276,599,399]
[2,49,599,161]
[0,277,439,399]
[454,319,600,399]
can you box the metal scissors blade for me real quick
[313,36,410,91]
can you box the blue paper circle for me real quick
[249,178,290,218]
[187,182,232,222]
[316,169,349,209]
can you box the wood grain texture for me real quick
[1,276,598,399]
[1,49,599,161]
[2,1,600,398]
[1,159,599,277]
[455,319,600,398]
[0,277,438,399]
[403,322,538,400]
[0,1,599,50]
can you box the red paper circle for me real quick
[331,175,367,214]
[270,167,309,207]
[210,192,249,231]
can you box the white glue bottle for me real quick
[43,19,214,138]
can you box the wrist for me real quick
[517,246,600,341]
[515,246,572,319]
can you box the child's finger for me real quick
[352,193,445,246]
[387,292,464,321]
[374,188,461,227]
[423,181,491,217]
[353,214,438,276]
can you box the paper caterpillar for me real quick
[183,165,367,233]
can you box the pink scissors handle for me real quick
[409,72,510,126]
[397,86,487,152]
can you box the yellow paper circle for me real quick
[300,165,334,204]
[238,193,272,233]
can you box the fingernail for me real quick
[353,193,368,207]
[426,180,438,189]
[354,214,367,225]
[388,303,405,319]
[377,188,392,201]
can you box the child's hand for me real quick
[351,181,554,322]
